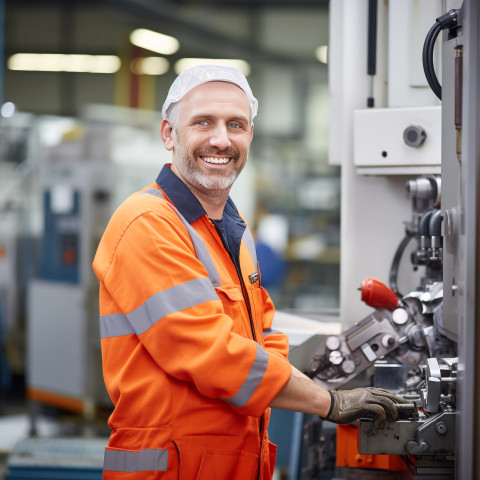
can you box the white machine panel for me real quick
[354,106,441,174]
[27,280,85,398]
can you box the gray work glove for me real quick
[322,387,406,431]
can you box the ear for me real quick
[160,119,174,151]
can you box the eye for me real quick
[196,120,209,126]
[228,122,242,129]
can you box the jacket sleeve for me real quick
[96,204,291,417]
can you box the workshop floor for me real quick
[0,379,28,479]
[0,375,110,480]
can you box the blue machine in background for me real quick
[39,189,81,285]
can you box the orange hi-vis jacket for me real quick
[93,165,292,480]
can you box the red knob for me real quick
[361,277,399,311]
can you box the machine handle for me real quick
[361,277,399,311]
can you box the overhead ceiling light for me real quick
[130,29,179,55]
[131,57,170,76]
[1,102,16,118]
[315,46,328,64]
[8,53,121,73]
[174,58,251,76]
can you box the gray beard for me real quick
[185,162,238,191]
[173,138,241,192]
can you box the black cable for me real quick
[427,24,442,96]
[389,232,415,298]
[422,21,442,99]
[422,9,459,101]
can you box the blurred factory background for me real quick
[1,0,479,479]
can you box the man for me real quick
[93,65,406,479]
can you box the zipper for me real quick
[209,219,257,342]
[209,218,262,479]
[233,261,257,342]
[257,414,265,480]
[172,441,180,480]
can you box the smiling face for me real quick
[161,81,254,204]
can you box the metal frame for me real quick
[458,0,480,478]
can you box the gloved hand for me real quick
[322,387,406,431]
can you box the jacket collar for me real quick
[155,164,244,227]
[156,164,206,223]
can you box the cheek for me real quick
[174,133,194,154]
[237,138,252,155]
[183,133,206,151]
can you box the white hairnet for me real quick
[162,64,258,119]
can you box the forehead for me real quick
[178,81,251,119]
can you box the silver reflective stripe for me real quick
[224,343,268,408]
[142,188,222,287]
[263,328,281,337]
[184,226,222,288]
[241,226,258,274]
[100,313,134,338]
[143,187,166,200]
[128,277,218,335]
[103,448,168,472]
[100,278,218,338]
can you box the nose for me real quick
[209,124,231,150]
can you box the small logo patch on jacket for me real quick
[248,272,259,284]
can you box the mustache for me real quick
[194,147,240,161]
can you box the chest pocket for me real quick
[247,285,272,347]
[215,285,251,339]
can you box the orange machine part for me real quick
[27,387,84,414]
[336,424,408,471]
[361,277,399,311]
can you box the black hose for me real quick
[422,21,442,100]
[389,232,415,298]
[422,9,459,101]
[429,209,443,236]
[419,208,436,236]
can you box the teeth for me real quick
[202,156,230,164]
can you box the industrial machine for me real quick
[299,0,479,478]
[303,177,458,478]
[24,113,169,423]
[26,120,114,421]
